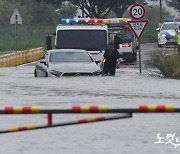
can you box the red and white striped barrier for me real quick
[0,105,179,114]
[0,105,179,134]
[0,114,132,134]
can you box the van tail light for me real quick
[122,43,131,47]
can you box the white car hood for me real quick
[160,30,176,36]
[48,62,100,73]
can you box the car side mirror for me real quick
[46,35,52,50]
[40,59,47,65]
[95,60,101,64]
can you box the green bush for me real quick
[0,25,55,52]
[0,0,77,53]
[141,33,157,43]
[149,49,180,79]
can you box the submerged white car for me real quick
[34,49,102,77]
[156,22,180,47]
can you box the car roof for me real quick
[48,49,87,53]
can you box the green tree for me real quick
[143,5,173,33]
[55,2,78,19]
[15,0,77,25]
[33,0,145,18]
[72,0,119,18]
[16,0,58,25]
[0,0,78,51]
[0,0,28,25]
[113,0,145,17]
[0,0,57,25]
[71,0,145,18]
[165,0,180,14]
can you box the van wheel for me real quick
[158,44,162,48]
[133,52,137,61]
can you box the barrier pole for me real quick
[0,113,132,134]
[0,105,180,114]
[47,113,52,125]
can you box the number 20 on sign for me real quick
[130,4,145,20]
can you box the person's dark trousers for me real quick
[103,66,109,75]
[109,68,116,76]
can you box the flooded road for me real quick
[0,43,180,154]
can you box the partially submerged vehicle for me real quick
[34,49,101,77]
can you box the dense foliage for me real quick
[149,49,180,79]
[33,0,145,18]
[166,0,180,14]
[0,0,77,51]
[0,0,177,50]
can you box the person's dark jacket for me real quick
[103,49,120,75]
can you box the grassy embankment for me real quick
[1,23,158,52]
[149,48,180,79]
[0,25,55,53]
[141,33,157,43]
[138,33,180,79]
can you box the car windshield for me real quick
[161,23,180,30]
[50,51,93,63]
[56,30,107,51]
[114,34,134,44]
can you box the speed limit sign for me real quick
[130,4,145,20]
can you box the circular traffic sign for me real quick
[130,4,145,20]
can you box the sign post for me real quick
[128,4,148,74]
[10,9,22,52]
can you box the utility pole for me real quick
[82,0,85,18]
[160,0,162,23]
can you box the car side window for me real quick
[41,54,45,59]
[41,52,49,59]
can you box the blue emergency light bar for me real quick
[61,19,79,24]
[60,18,103,25]
[165,17,180,22]
[60,18,132,25]
[165,18,175,22]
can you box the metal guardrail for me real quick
[0,47,44,67]
[0,105,179,134]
